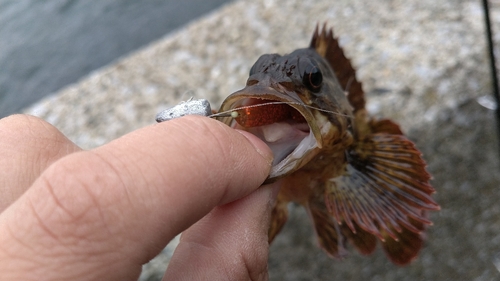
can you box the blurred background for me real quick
[0,0,234,118]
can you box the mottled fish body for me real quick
[216,25,439,265]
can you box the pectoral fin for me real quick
[307,194,349,259]
[308,192,381,259]
[325,133,439,265]
[381,216,426,265]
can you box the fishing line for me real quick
[208,101,352,119]
[482,0,500,160]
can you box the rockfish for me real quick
[215,24,440,265]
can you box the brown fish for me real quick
[215,24,439,265]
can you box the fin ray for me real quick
[381,217,426,265]
[310,23,365,113]
[308,194,348,259]
[324,133,438,263]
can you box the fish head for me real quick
[217,48,353,180]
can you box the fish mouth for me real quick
[217,85,323,180]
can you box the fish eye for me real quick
[302,62,323,93]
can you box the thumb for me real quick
[0,116,273,281]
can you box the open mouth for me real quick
[230,99,311,166]
[217,86,323,179]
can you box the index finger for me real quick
[0,116,273,281]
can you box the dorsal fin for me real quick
[310,23,365,113]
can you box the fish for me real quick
[215,24,440,265]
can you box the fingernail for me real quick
[236,130,274,164]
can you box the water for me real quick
[0,0,233,118]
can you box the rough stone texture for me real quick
[23,0,500,280]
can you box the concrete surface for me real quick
[21,0,500,280]
[0,0,234,118]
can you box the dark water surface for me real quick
[0,0,233,118]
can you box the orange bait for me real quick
[234,103,305,128]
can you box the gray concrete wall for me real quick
[23,0,500,280]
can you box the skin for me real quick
[0,114,277,281]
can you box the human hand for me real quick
[0,114,276,281]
